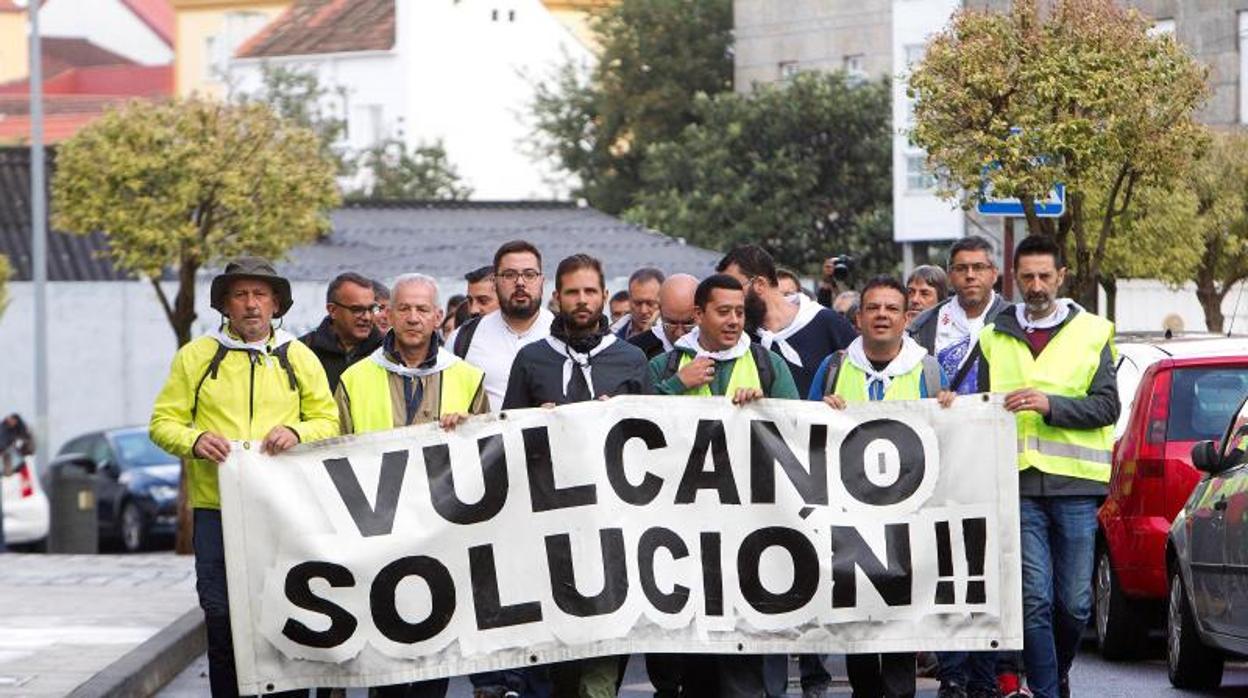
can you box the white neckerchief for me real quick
[1016,298,1079,332]
[675,328,751,362]
[370,346,459,378]
[846,335,929,395]
[650,322,674,353]
[211,326,296,354]
[935,292,996,359]
[756,293,822,367]
[545,334,617,398]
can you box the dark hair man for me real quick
[906,265,949,323]
[372,278,392,333]
[647,272,798,696]
[976,235,1119,698]
[629,273,698,360]
[501,254,648,695]
[812,276,952,698]
[464,265,499,317]
[608,289,630,323]
[716,244,856,398]
[612,267,665,339]
[449,240,554,412]
[150,257,339,697]
[300,271,385,392]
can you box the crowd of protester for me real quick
[150,235,1115,698]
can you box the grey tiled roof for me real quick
[276,201,722,281]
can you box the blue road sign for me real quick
[977,182,1065,217]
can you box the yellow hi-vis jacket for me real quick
[830,357,941,402]
[677,347,762,396]
[978,311,1116,483]
[149,332,340,510]
[337,356,485,433]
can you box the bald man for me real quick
[628,273,698,360]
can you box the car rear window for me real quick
[113,432,176,468]
[1168,367,1248,442]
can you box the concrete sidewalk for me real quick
[0,553,199,697]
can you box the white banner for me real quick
[220,395,1022,694]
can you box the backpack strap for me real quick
[948,342,982,393]
[272,343,300,392]
[663,350,683,380]
[749,344,774,395]
[920,355,943,399]
[192,343,231,421]
[452,315,482,359]
[821,351,847,397]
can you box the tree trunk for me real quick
[1100,276,1117,323]
[1196,277,1225,334]
[171,260,200,555]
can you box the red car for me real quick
[1095,336,1248,659]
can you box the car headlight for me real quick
[148,485,179,502]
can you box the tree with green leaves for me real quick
[528,0,733,214]
[244,65,351,176]
[908,0,1208,310]
[348,139,472,201]
[1188,132,1248,333]
[623,71,895,274]
[53,98,340,347]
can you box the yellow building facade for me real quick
[170,0,290,98]
[0,8,29,85]
[542,0,614,49]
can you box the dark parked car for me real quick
[52,427,180,552]
[1166,394,1248,689]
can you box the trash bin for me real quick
[48,461,97,554]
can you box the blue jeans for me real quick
[1019,496,1098,698]
[936,651,996,692]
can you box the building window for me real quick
[204,36,220,80]
[492,8,499,21]
[779,61,800,81]
[906,153,936,192]
[509,9,516,21]
[843,54,865,79]
[1149,18,1175,36]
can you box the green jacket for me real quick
[647,346,800,399]
[149,330,340,509]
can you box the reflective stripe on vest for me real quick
[979,312,1115,482]
[833,360,924,403]
[341,359,483,434]
[678,348,762,396]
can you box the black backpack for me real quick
[661,344,775,395]
[191,342,299,420]
[452,315,483,359]
[819,351,943,398]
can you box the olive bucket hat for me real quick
[209,256,294,318]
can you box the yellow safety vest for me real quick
[833,360,925,403]
[339,358,484,434]
[979,312,1116,483]
[678,349,761,396]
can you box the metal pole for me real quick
[30,0,48,479]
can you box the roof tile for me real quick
[236,0,394,59]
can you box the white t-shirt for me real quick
[456,308,554,412]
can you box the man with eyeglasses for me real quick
[449,240,554,412]
[611,267,665,339]
[300,271,385,392]
[907,235,1016,698]
[628,273,698,360]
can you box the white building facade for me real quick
[39,0,174,65]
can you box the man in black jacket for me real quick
[628,273,698,360]
[300,272,384,391]
[502,253,650,697]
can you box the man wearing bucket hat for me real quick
[150,257,339,697]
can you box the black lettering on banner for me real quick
[738,527,819,614]
[675,420,740,505]
[839,420,926,506]
[546,528,629,617]
[963,517,988,604]
[525,427,597,512]
[468,544,543,629]
[424,434,509,524]
[750,421,828,505]
[371,556,456,644]
[324,451,407,537]
[700,532,724,616]
[638,527,691,614]
[830,524,912,608]
[604,419,667,505]
[282,561,358,649]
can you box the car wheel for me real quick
[120,501,147,553]
[1094,548,1147,659]
[1167,568,1223,689]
